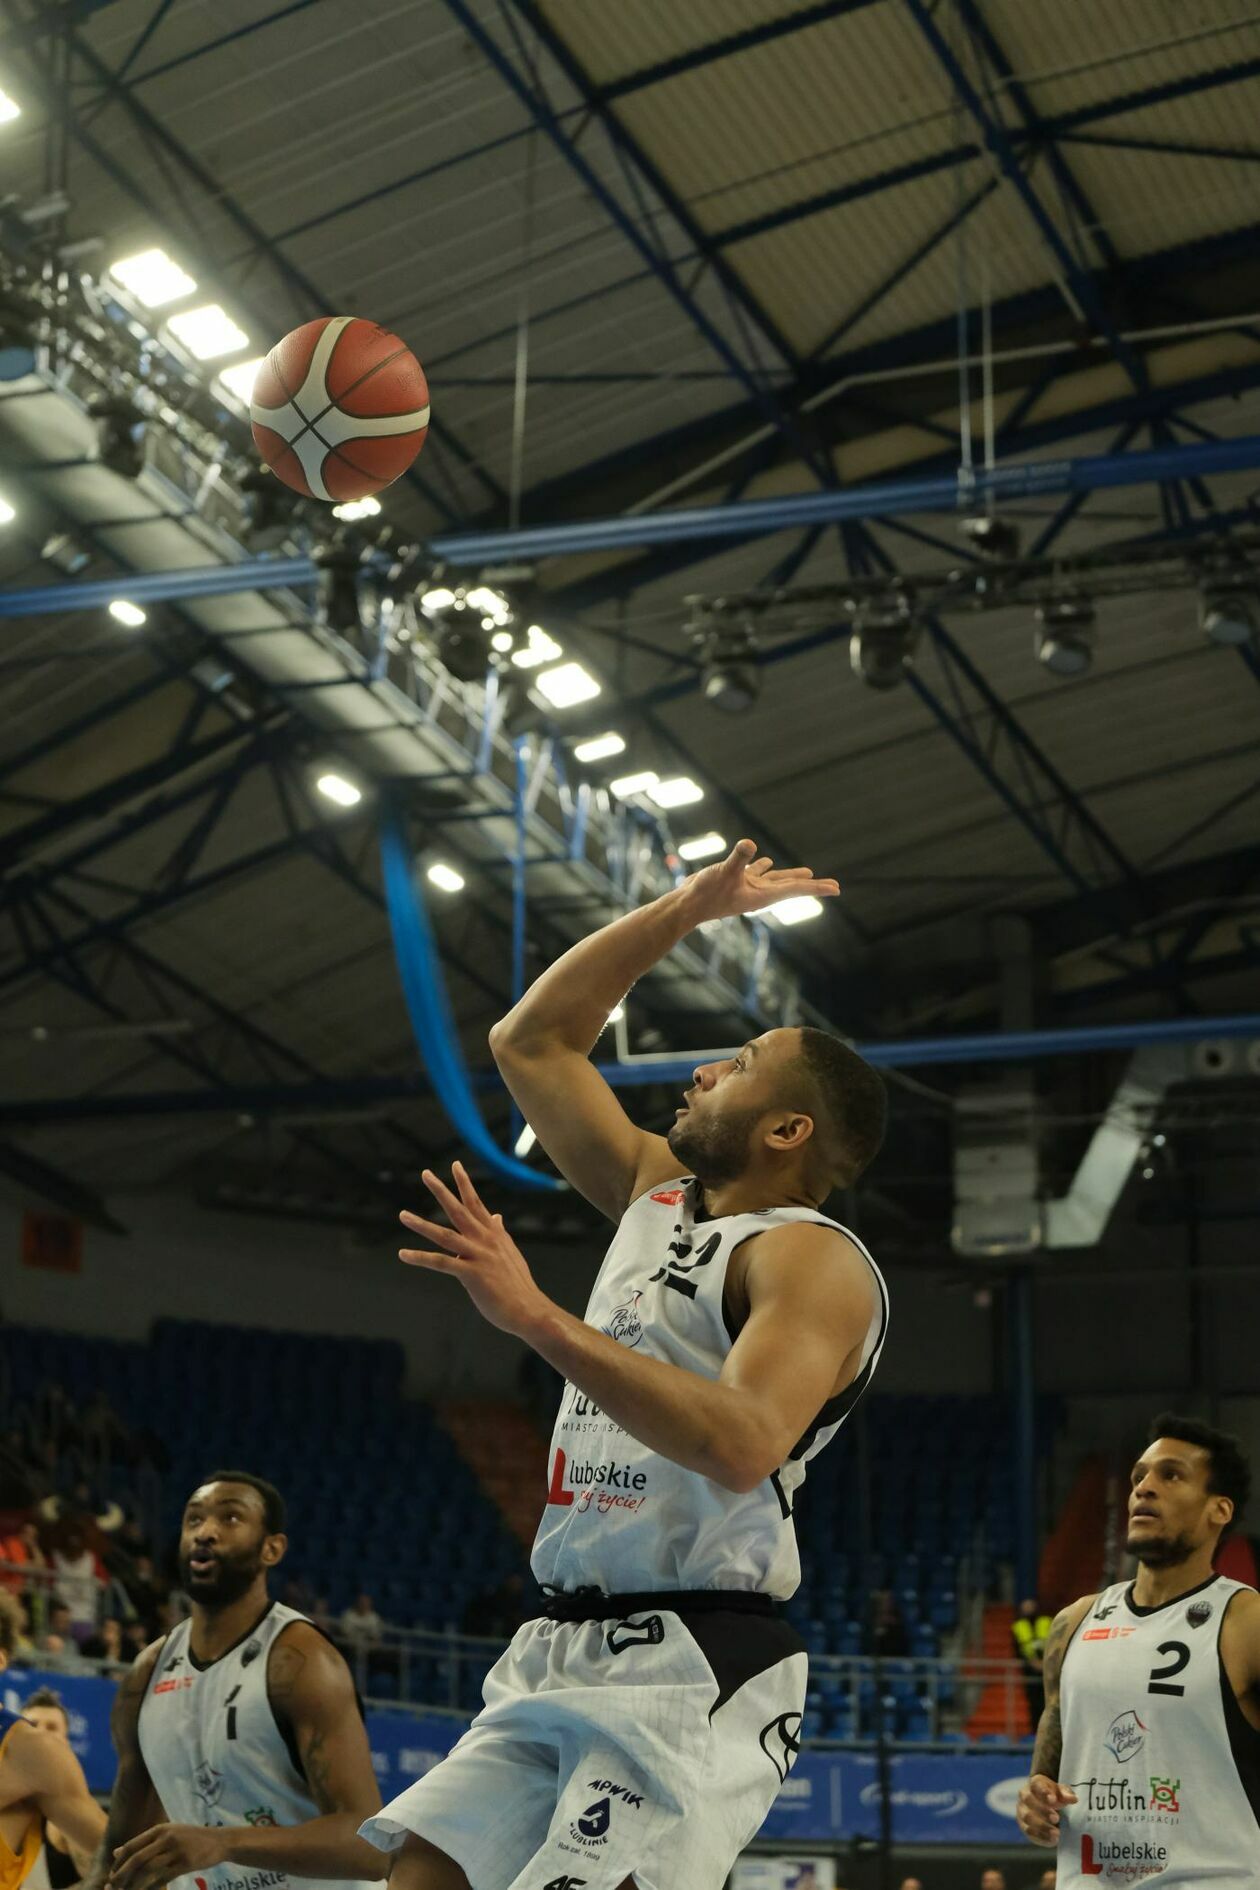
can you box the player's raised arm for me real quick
[1016,1596,1093,1847]
[489,840,839,1220]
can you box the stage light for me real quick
[466,585,510,624]
[426,862,464,893]
[214,356,264,407]
[316,772,362,807]
[651,776,703,809]
[574,732,625,764]
[536,661,600,709]
[91,394,147,479]
[850,596,917,690]
[1035,598,1096,676]
[768,895,824,925]
[435,614,491,683]
[166,303,249,361]
[512,624,563,669]
[1199,581,1259,648]
[420,586,457,611]
[332,496,381,523]
[315,544,364,636]
[699,620,760,713]
[109,248,196,308]
[609,770,659,799]
[677,831,725,861]
[961,514,1021,560]
[108,600,146,628]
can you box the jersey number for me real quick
[1147,1641,1190,1697]
[225,1684,242,1739]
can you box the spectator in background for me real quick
[80,1614,124,1667]
[871,1589,908,1658]
[898,1879,924,1890]
[1011,1595,1053,1729]
[339,1592,384,1655]
[50,1523,101,1640]
[120,1620,149,1662]
[979,1872,1006,1890]
[34,1600,88,1671]
[0,1518,46,1599]
[7,1596,36,1664]
[120,1552,167,1637]
[283,1573,317,1617]
[311,1596,334,1636]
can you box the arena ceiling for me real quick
[1,0,1259,1244]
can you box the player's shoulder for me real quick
[743,1219,878,1298]
[269,1617,354,1686]
[1055,1594,1099,1640]
[0,1711,68,1789]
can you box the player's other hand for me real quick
[109,1823,228,1890]
[399,1161,550,1340]
[1016,1773,1077,1845]
[680,838,840,923]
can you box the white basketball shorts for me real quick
[359,1598,807,1890]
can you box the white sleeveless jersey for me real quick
[1057,1575,1260,1886]
[137,1602,374,1890]
[531,1173,888,1598]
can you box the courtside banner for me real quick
[5,1669,1027,1844]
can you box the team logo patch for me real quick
[759,1711,803,1782]
[1185,1599,1212,1628]
[193,1761,224,1808]
[1103,1710,1147,1763]
[1149,1776,1181,1813]
[1093,1599,1118,1620]
[607,1614,664,1656]
[241,1638,263,1666]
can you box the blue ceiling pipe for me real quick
[593,1012,1260,1087]
[5,436,1260,617]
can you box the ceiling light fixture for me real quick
[166,303,249,361]
[316,771,362,807]
[677,831,726,861]
[0,87,21,126]
[535,660,601,708]
[1199,579,1259,649]
[767,895,824,926]
[108,247,196,308]
[850,595,917,690]
[609,769,659,800]
[331,495,381,523]
[651,776,703,809]
[426,862,464,893]
[511,624,563,669]
[573,732,626,764]
[697,617,760,713]
[1035,598,1096,676]
[108,599,146,628]
[215,356,265,407]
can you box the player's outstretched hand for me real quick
[109,1823,228,1890]
[400,1162,551,1340]
[1016,1773,1077,1846]
[681,838,840,923]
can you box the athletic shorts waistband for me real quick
[540,1587,777,1623]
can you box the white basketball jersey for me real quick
[1057,1575,1260,1886]
[531,1174,888,1598]
[137,1602,374,1890]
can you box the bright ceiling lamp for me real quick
[677,831,725,861]
[0,87,20,126]
[316,771,362,808]
[609,769,659,799]
[215,356,264,407]
[767,895,824,926]
[514,1123,537,1157]
[651,775,703,809]
[574,731,625,764]
[109,247,196,308]
[108,599,147,628]
[0,492,15,526]
[466,585,510,625]
[511,624,563,669]
[427,862,464,893]
[332,495,381,523]
[420,586,456,611]
[166,303,249,361]
[535,661,600,708]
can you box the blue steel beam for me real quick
[902,0,1144,383]
[599,1,880,100]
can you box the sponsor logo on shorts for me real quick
[1103,1710,1146,1762]
[1080,1833,1168,1881]
[566,1779,642,1851]
[607,1615,664,1656]
[759,1711,802,1782]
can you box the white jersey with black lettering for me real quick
[137,1602,373,1890]
[531,1173,889,1598]
[1056,1574,1260,1886]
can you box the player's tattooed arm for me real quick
[1017,1595,1094,1847]
[82,1641,168,1890]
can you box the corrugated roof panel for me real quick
[989,0,1260,120]
[538,0,843,87]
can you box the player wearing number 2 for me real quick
[1017,1414,1260,1886]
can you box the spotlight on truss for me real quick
[1199,579,1259,649]
[1035,598,1096,676]
[239,467,297,552]
[850,595,917,690]
[693,615,760,714]
[960,513,1021,561]
[314,542,365,636]
[91,393,147,479]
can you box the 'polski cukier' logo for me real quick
[1104,1710,1147,1763]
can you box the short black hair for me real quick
[21,1686,68,1721]
[1148,1412,1250,1538]
[196,1470,286,1535]
[795,1027,888,1188]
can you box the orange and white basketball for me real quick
[250,316,430,502]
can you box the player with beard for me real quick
[356,841,890,1890]
[1016,1414,1260,1886]
[84,1472,385,1890]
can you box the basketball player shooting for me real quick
[360,840,891,1890]
[88,1472,387,1890]
[1016,1415,1260,1886]
[0,1596,105,1890]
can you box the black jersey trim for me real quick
[788,1244,889,1462]
[1123,1571,1220,1619]
[185,1600,277,1672]
[265,1615,368,1788]
[1218,1593,1260,1832]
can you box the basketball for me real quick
[250,315,430,503]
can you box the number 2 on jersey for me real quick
[1148,1641,1190,1696]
